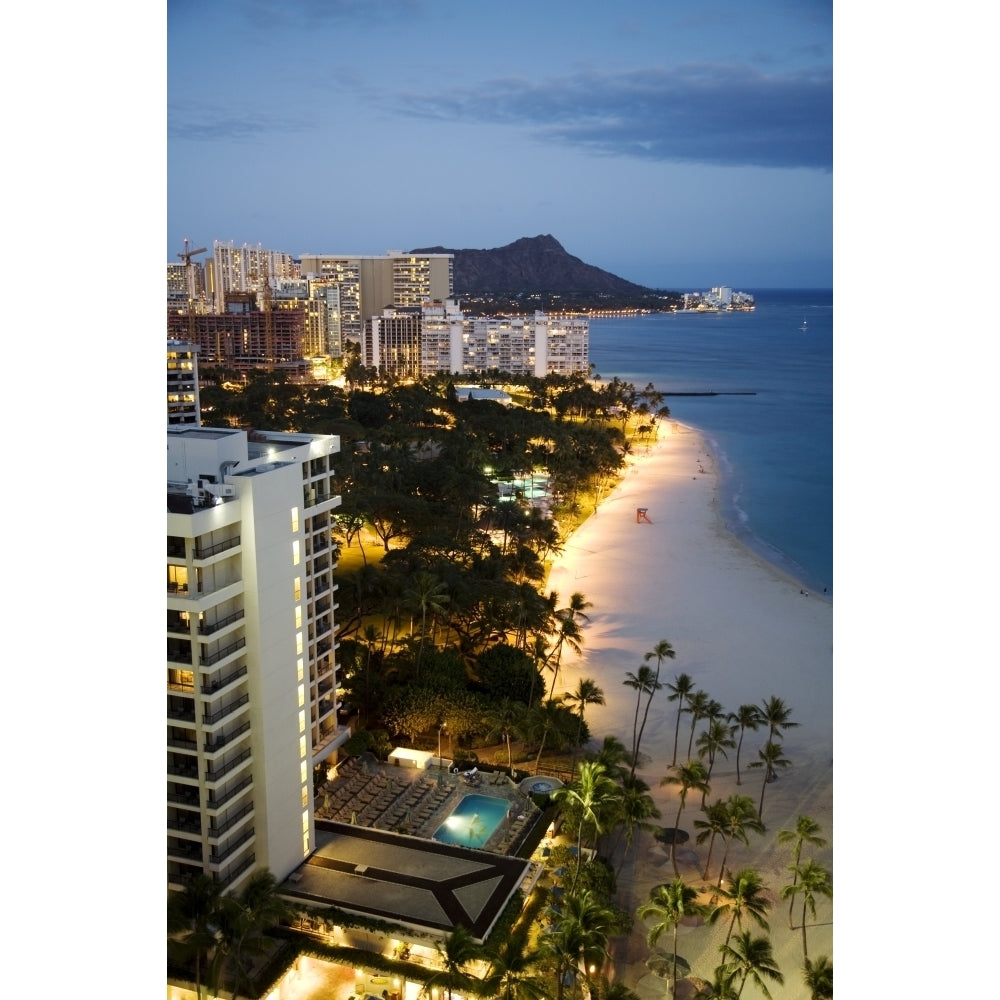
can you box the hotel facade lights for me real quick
[167,341,201,426]
[364,299,590,378]
[167,424,347,892]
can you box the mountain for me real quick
[408,234,654,295]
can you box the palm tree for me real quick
[622,665,658,778]
[666,672,696,767]
[565,677,605,755]
[726,705,762,786]
[637,878,706,990]
[693,968,740,999]
[661,760,710,876]
[802,955,833,999]
[693,799,729,881]
[719,931,784,999]
[708,867,772,951]
[759,695,799,744]
[545,613,585,697]
[552,761,618,890]
[589,734,631,782]
[746,741,790,821]
[612,775,661,879]
[484,698,525,774]
[541,888,615,1000]
[634,640,675,773]
[428,924,482,1000]
[781,860,832,962]
[526,697,572,774]
[481,931,551,1000]
[714,796,765,888]
[212,869,293,999]
[405,570,450,676]
[167,873,224,1000]
[684,690,712,762]
[589,976,641,1000]
[696,719,737,797]
[777,816,827,929]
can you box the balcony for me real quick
[202,663,248,695]
[201,636,246,666]
[167,646,193,665]
[206,775,252,811]
[205,748,252,783]
[209,827,254,864]
[167,701,196,724]
[204,721,251,754]
[202,692,250,726]
[208,802,254,840]
[167,815,202,836]
[194,536,241,561]
[199,608,245,635]
[167,758,199,779]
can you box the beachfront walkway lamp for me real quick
[438,722,446,769]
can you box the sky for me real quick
[168,0,832,290]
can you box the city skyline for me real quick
[168,0,832,290]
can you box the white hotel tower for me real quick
[167,378,348,891]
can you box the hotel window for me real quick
[296,632,303,655]
[302,810,310,834]
[299,710,306,733]
[295,606,302,628]
[167,565,188,593]
[300,761,308,784]
[291,507,299,533]
[292,540,300,565]
[298,684,305,708]
[297,658,304,682]
[301,787,309,808]
[299,736,307,758]
[293,577,301,601]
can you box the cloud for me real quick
[168,102,313,142]
[393,64,831,171]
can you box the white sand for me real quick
[546,421,833,997]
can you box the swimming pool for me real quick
[432,794,509,849]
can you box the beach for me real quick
[546,420,833,998]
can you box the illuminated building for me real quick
[167,341,201,426]
[166,422,348,892]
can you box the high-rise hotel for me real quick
[166,346,348,892]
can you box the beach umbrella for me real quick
[647,953,690,980]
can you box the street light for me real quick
[438,722,446,769]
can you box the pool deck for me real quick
[283,822,531,940]
[283,755,547,941]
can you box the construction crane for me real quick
[177,239,207,342]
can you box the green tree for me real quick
[480,931,551,1000]
[565,677,605,754]
[612,775,661,880]
[545,592,591,696]
[719,931,784,1000]
[759,695,799,745]
[428,924,482,1000]
[802,955,833,1000]
[661,760,711,876]
[404,570,450,677]
[483,698,526,774]
[727,704,762,786]
[212,869,293,1000]
[693,799,730,882]
[665,672,696,767]
[541,889,616,1000]
[696,719,737,795]
[713,796,766,888]
[552,761,618,891]
[708,867,772,951]
[637,878,705,991]
[167,874,224,1000]
[777,816,828,929]
[634,640,675,775]
[622,664,658,778]
[684,689,712,762]
[746,741,790,822]
[781,860,832,962]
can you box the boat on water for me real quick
[799,319,808,332]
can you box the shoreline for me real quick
[544,419,833,997]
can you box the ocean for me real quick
[589,288,833,595]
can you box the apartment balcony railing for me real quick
[207,775,252,811]
[204,721,251,754]
[194,536,241,560]
[208,802,254,840]
[199,609,245,635]
[316,639,332,657]
[167,789,200,808]
[202,663,247,695]
[167,735,198,752]
[201,637,246,666]
[203,693,249,726]
[209,827,254,864]
[205,749,252,783]
[167,841,203,862]
[167,759,199,779]
[167,815,202,836]
[167,647,193,664]
[220,853,256,889]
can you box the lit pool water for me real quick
[432,794,509,849]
